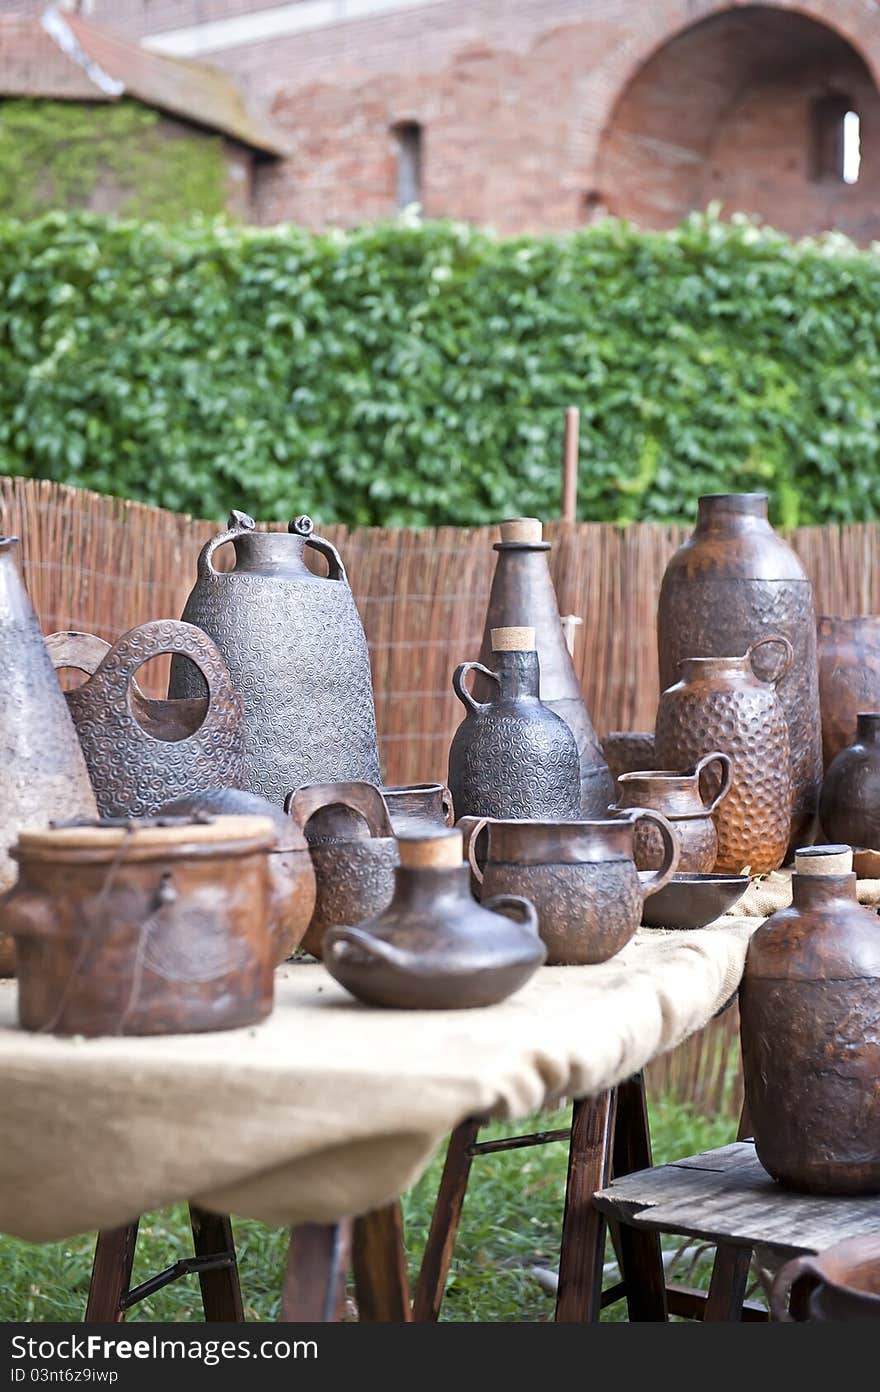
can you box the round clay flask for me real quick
[818,712,880,849]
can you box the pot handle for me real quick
[96,620,240,741]
[769,1254,823,1323]
[631,808,679,897]
[459,815,490,885]
[747,634,793,685]
[291,514,348,585]
[440,784,455,827]
[197,509,256,579]
[285,781,394,839]
[694,751,733,814]
[45,630,111,678]
[0,885,52,940]
[324,925,408,970]
[453,661,498,714]
[483,893,540,939]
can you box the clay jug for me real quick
[448,626,581,821]
[0,537,97,976]
[169,511,381,804]
[818,712,880,848]
[611,752,732,873]
[816,616,880,769]
[771,1235,880,1321]
[324,829,545,1009]
[740,845,880,1195]
[657,493,821,847]
[655,637,793,875]
[47,622,243,819]
[476,518,612,814]
[381,783,455,835]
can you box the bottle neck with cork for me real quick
[791,845,857,910]
[392,829,470,905]
[490,625,541,703]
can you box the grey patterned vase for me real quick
[447,626,581,820]
[169,511,381,804]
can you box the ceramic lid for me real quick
[15,814,277,861]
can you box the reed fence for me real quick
[4,475,880,1120]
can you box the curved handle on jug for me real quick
[439,784,455,826]
[453,662,498,715]
[104,620,241,743]
[324,925,409,970]
[769,1254,823,1323]
[483,893,541,939]
[694,751,733,815]
[45,630,112,679]
[297,519,347,584]
[632,808,679,898]
[197,509,256,579]
[459,815,489,886]
[747,634,793,686]
[285,781,394,840]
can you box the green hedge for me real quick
[1,210,879,526]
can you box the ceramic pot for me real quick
[611,752,732,873]
[657,493,822,847]
[0,537,97,976]
[158,788,316,963]
[602,731,656,782]
[475,518,612,814]
[818,712,880,848]
[740,846,880,1195]
[381,783,454,836]
[654,636,793,875]
[817,615,880,770]
[169,511,381,804]
[464,812,679,965]
[448,626,581,821]
[771,1235,880,1321]
[324,830,545,1008]
[0,815,276,1036]
[47,623,243,819]
[286,781,397,959]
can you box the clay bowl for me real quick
[640,873,749,930]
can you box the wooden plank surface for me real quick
[593,1142,880,1255]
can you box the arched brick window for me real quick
[811,92,860,181]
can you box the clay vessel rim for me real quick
[666,872,749,886]
[616,769,699,785]
[492,540,551,554]
[383,782,447,795]
[15,815,276,856]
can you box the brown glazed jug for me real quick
[654,636,793,875]
[0,537,97,977]
[657,493,822,847]
[0,815,277,1036]
[771,1235,880,1321]
[819,712,880,848]
[475,518,612,814]
[47,623,243,819]
[464,812,678,965]
[817,616,880,770]
[324,829,545,1009]
[448,626,581,821]
[169,511,381,804]
[612,752,732,873]
[740,845,880,1195]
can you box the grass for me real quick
[0,1095,735,1323]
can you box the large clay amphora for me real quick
[0,536,97,975]
[476,518,612,815]
[169,511,381,804]
[657,493,821,847]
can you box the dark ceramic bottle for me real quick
[657,493,822,848]
[816,616,880,769]
[819,712,880,847]
[740,845,880,1195]
[447,626,581,821]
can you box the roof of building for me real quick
[0,7,286,155]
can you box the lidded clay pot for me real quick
[740,845,880,1195]
[612,752,732,873]
[818,712,880,849]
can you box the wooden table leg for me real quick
[555,1090,615,1323]
[611,1074,668,1321]
[413,1118,480,1322]
[189,1206,243,1321]
[352,1202,411,1322]
[85,1221,139,1322]
[704,1244,753,1321]
[281,1220,352,1322]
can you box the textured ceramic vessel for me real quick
[324,830,544,1009]
[817,616,880,770]
[657,493,821,847]
[740,845,880,1195]
[0,537,97,977]
[169,511,381,804]
[448,626,581,821]
[466,812,678,965]
[381,783,454,836]
[611,752,732,873]
[602,731,656,782]
[1,815,276,1036]
[47,622,243,819]
[475,518,612,814]
[771,1235,880,1321]
[819,712,880,848]
[654,637,793,875]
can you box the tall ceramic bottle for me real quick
[476,518,612,815]
[0,536,97,975]
[169,510,381,804]
[657,494,822,846]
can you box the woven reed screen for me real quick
[5,475,880,1118]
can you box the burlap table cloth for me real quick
[0,919,756,1244]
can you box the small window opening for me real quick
[393,121,422,208]
[810,93,860,183]
[843,110,861,184]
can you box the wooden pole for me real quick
[562,406,579,523]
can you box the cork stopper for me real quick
[398,830,463,869]
[491,625,535,652]
[499,518,543,544]
[795,845,853,877]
